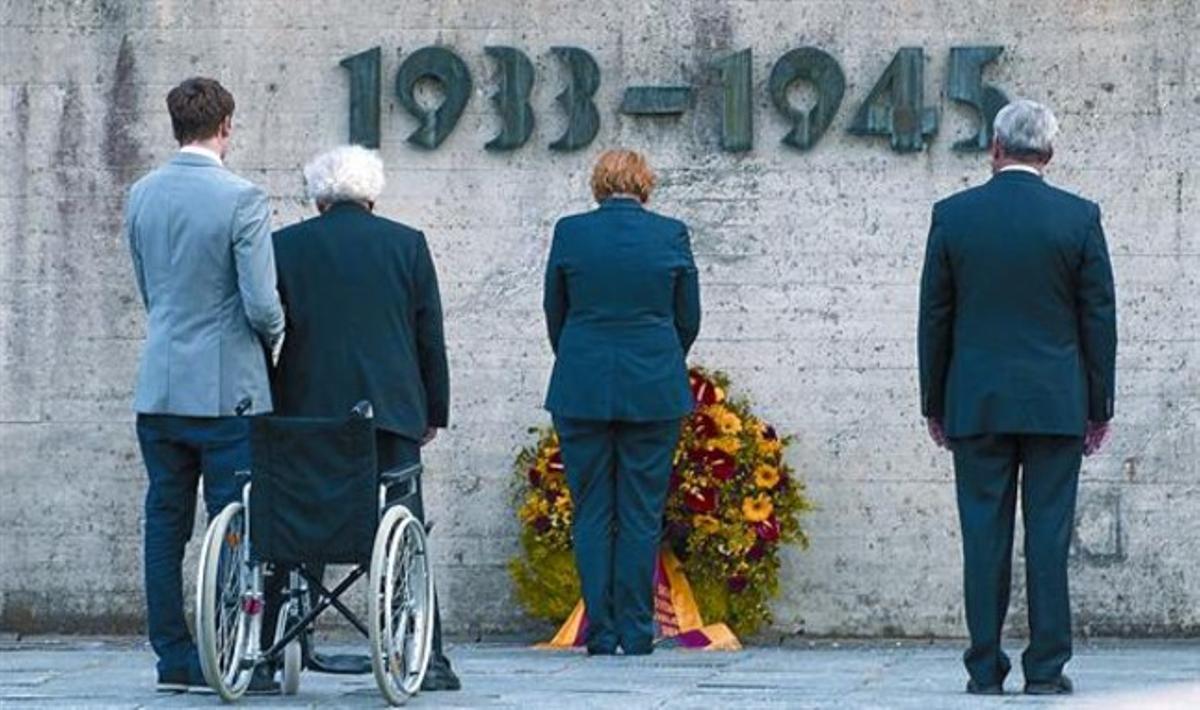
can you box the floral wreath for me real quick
[510,366,813,635]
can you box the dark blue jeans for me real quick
[137,414,247,676]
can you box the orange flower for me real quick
[742,494,774,523]
[693,514,720,534]
[754,465,780,490]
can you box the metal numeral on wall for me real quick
[714,49,753,152]
[848,47,938,153]
[484,46,535,152]
[339,46,382,148]
[948,46,1009,152]
[549,46,601,151]
[395,46,473,150]
[769,47,845,151]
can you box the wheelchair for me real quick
[194,402,434,705]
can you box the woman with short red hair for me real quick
[542,149,702,655]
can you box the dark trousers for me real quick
[553,416,681,653]
[261,429,451,671]
[136,414,247,676]
[951,433,1083,686]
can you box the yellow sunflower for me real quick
[693,514,721,534]
[742,494,774,523]
[754,465,781,489]
[709,406,743,435]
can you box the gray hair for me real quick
[303,145,386,205]
[993,99,1058,158]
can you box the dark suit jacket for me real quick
[919,169,1117,438]
[544,197,701,421]
[271,202,449,440]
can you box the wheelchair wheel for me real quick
[196,501,257,701]
[275,600,302,695]
[368,506,435,706]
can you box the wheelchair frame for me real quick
[194,447,435,706]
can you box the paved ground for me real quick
[1,637,1198,709]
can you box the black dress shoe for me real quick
[155,669,190,693]
[158,664,211,693]
[586,645,617,656]
[966,679,1004,695]
[421,657,461,691]
[1025,674,1073,695]
[245,665,281,696]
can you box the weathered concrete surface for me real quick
[0,1,1197,637]
[2,637,1200,708]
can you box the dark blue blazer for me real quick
[543,197,701,421]
[270,202,449,440]
[918,170,1117,438]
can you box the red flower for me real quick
[684,487,719,513]
[727,574,748,593]
[755,515,781,542]
[689,372,719,406]
[533,516,552,533]
[527,467,542,487]
[691,412,719,438]
[747,541,766,562]
[695,449,737,481]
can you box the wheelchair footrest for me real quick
[306,651,373,675]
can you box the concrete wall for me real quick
[1,0,1197,637]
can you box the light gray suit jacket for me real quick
[126,152,285,416]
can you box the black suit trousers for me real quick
[951,433,1083,686]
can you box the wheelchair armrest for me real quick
[380,463,422,488]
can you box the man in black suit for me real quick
[919,100,1117,696]
[270,145,458,691]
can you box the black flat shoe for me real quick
[421,658,462,691]
[966,679,1004,695]
[1025,675,1073,695]
[586,645,617,656]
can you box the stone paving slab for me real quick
[0,638,1198,709]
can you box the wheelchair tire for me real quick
[275,602,302,696]
[196,501,257,701]
[368,506,435,706]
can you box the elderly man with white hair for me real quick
[918,99,1117,696]
[266,145,459,691]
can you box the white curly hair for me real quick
[303,145,386,206]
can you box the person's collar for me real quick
[600,194,644,209]
[998,163,1042,176]
[179,144,223,166]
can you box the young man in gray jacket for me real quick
[125,77,284,693]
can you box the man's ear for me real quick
[220,115,233,139]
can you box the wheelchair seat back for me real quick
[249,414,379,566]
